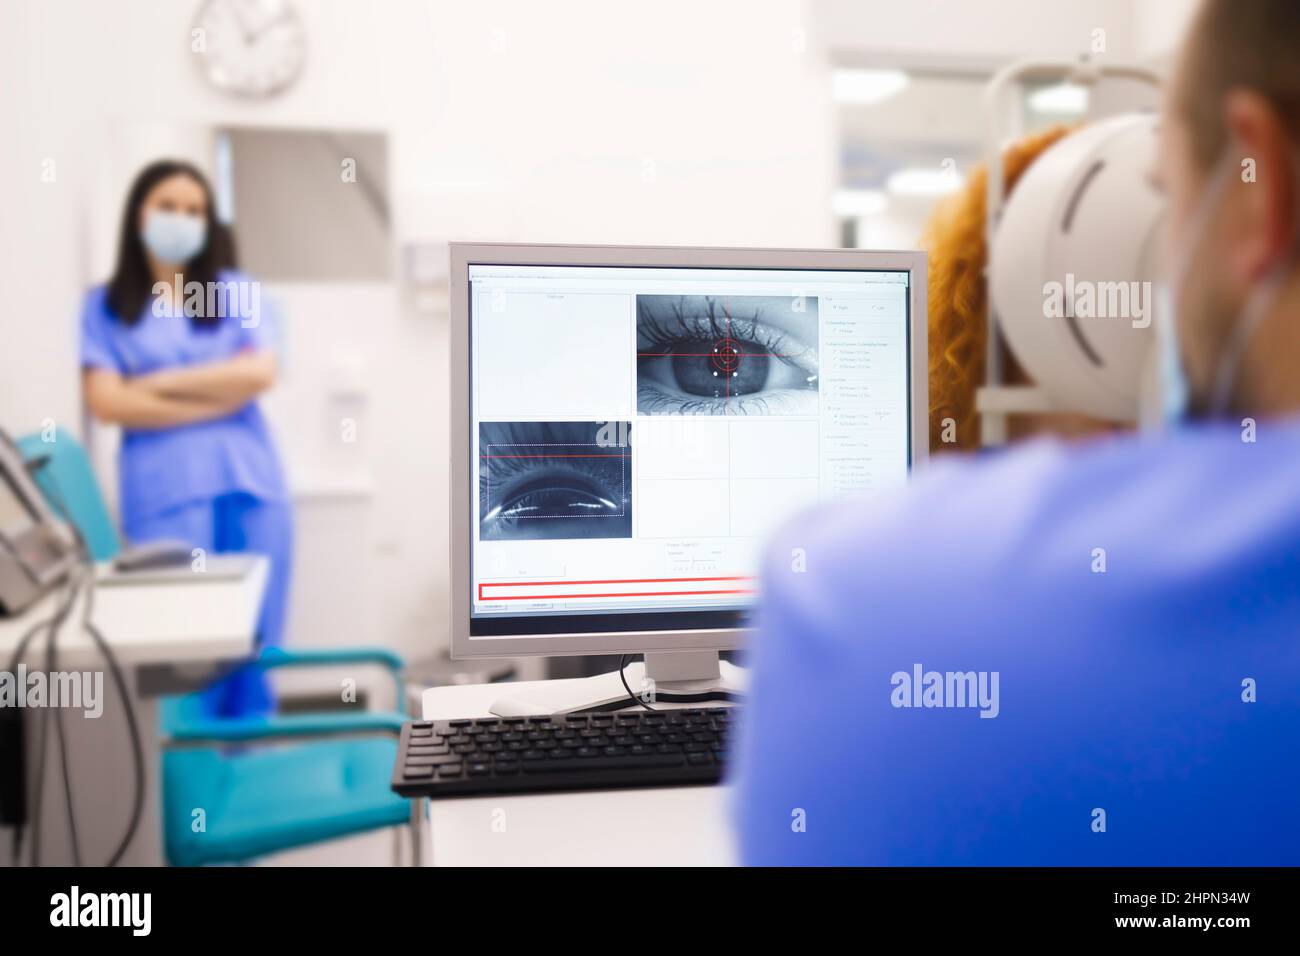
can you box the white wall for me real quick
[1133,0,1200,59]
[0,0,837,674]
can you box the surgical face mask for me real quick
[1154,145,1299,426]
[140,209,207,266]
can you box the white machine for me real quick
[979,60,1167,444]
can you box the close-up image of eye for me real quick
[636,294,819,415]
[479,421,632,541]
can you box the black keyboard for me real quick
[390,706,737,798]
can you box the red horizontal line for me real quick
[636,353,801,357]
[483,575,754,588]
[486,588,754,601]
[480,454,628,458]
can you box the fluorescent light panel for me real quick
[1027,82,1089,115]
[832,188,889,216]
[886,166,961,198]
[833,68,910,105]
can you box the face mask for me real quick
[1153,145,1297,426]
[141,209,207,266]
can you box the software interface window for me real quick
[469,264,911,620]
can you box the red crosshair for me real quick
[711,336,742,375]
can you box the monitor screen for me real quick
[467,262,913,637]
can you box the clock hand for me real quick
[247,10,295,43]
[228,0,257,44]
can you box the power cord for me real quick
[618,654,657,712]
[614,654,743,713]
[26,562,86,868]
[6,564,81,865]
[10,455,145,867]
[47,568,84,866]
[80,575,146,867]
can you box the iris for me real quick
[636,295,818,415]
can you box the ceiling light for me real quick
[832,68,910,105]
[1027,82,1090,115]
[832,188,889,216]
[885,167,961,198]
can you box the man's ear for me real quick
[1222,89,1300,281]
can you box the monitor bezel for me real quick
[449,242,928,660]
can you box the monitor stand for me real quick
[488,651,746,717]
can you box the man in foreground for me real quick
[735,0,1300,864]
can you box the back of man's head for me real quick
[1176,0,1300,171]
[1161,0,1300,419]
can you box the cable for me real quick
[6,564,81,865]
[53,700,82,865]
[27,464,88,867]
[22,567,82,866]
[47,572,83,866]
[16,457,145,867]
[51,477,145,867]
[619,654,657,712]
[82,616,145,867]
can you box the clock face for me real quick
[194,0,306,99]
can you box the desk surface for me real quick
[422,677,735,866]
[0,557,267,667]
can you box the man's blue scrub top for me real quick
[734,418,1300,865]
[79,271,287,528]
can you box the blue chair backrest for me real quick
[17,429,121,561]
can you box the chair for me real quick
[17,431,120,561]
[160,647,419,866]
[18,428,421,866]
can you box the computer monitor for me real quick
[449,243,927,689]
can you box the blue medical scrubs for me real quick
[80,270,292,719]
[734,419,1300,865]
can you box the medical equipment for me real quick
[1,435,146,867]
[0,431,77,616]
[980,60,1166,445]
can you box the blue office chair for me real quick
[18,428,421,866]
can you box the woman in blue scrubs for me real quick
[81,159,291,719]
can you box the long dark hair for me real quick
[105,159,237,329]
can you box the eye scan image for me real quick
[479,421,632,541]
[636,294,819,415]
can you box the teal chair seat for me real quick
[164,737,409,867]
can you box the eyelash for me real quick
[479,448,623,522]
[636,309,809,368]
[636,307,817,414]
[636,391,781,415]
[482,455,607,488]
